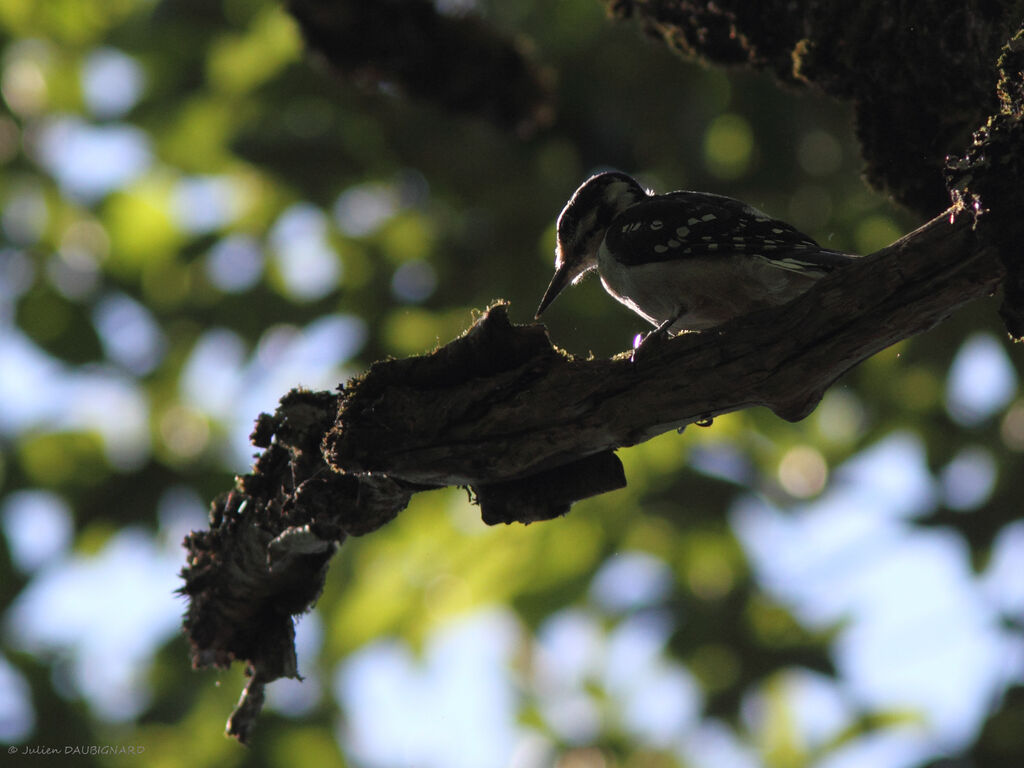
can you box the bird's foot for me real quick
[629,313,681,366]
[630,327,672,366]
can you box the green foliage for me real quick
[0,1,1020,766]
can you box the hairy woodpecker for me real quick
[536,171,857,340]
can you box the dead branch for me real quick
[325,208,1001,496]
[182,204,1003,742]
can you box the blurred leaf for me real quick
[206,6,301,96]
[0,0,141,43]
[17,431,108,488]
[104,175,181,271]
[269,727,347,768]
[15,285,104,364]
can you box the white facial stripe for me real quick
[602,180,633,206]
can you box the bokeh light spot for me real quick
[391,260,437,303]
[334,182,400,237]
[684,541,737,601]
[797,130,843,176]
[854,215,903,254]
[946,333,1017,426]
[158,404,211,461]
[814,389,866,446]
[0,655,34,743]
[172,175,244,234]
[269,203,341,301]
[2,182,48,246]
[999,401,1024,451]
[48,250,100,300]
[1,490,72,573]
[81,47,145,119]
[703,113,754,180]
[34,119,152,202]
[1,41,50,116]
[205,234,264,292]
[0,249,35,304]
[940,446,997,511]
[92,292,166,375]
[778,445,828,498]
[589,552,672,613]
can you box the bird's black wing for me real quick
[604,192,855,270]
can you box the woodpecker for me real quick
[536,171,857,342]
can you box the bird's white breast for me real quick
[596,239,819,331]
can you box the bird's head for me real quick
[536,171,648,318]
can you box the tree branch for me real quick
[325,209,1000,492]
[182,204,1003,742]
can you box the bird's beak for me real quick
[535,262,573,318]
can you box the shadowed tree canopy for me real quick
[178,0,1024,743]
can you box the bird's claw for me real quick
[630,327,672,366]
